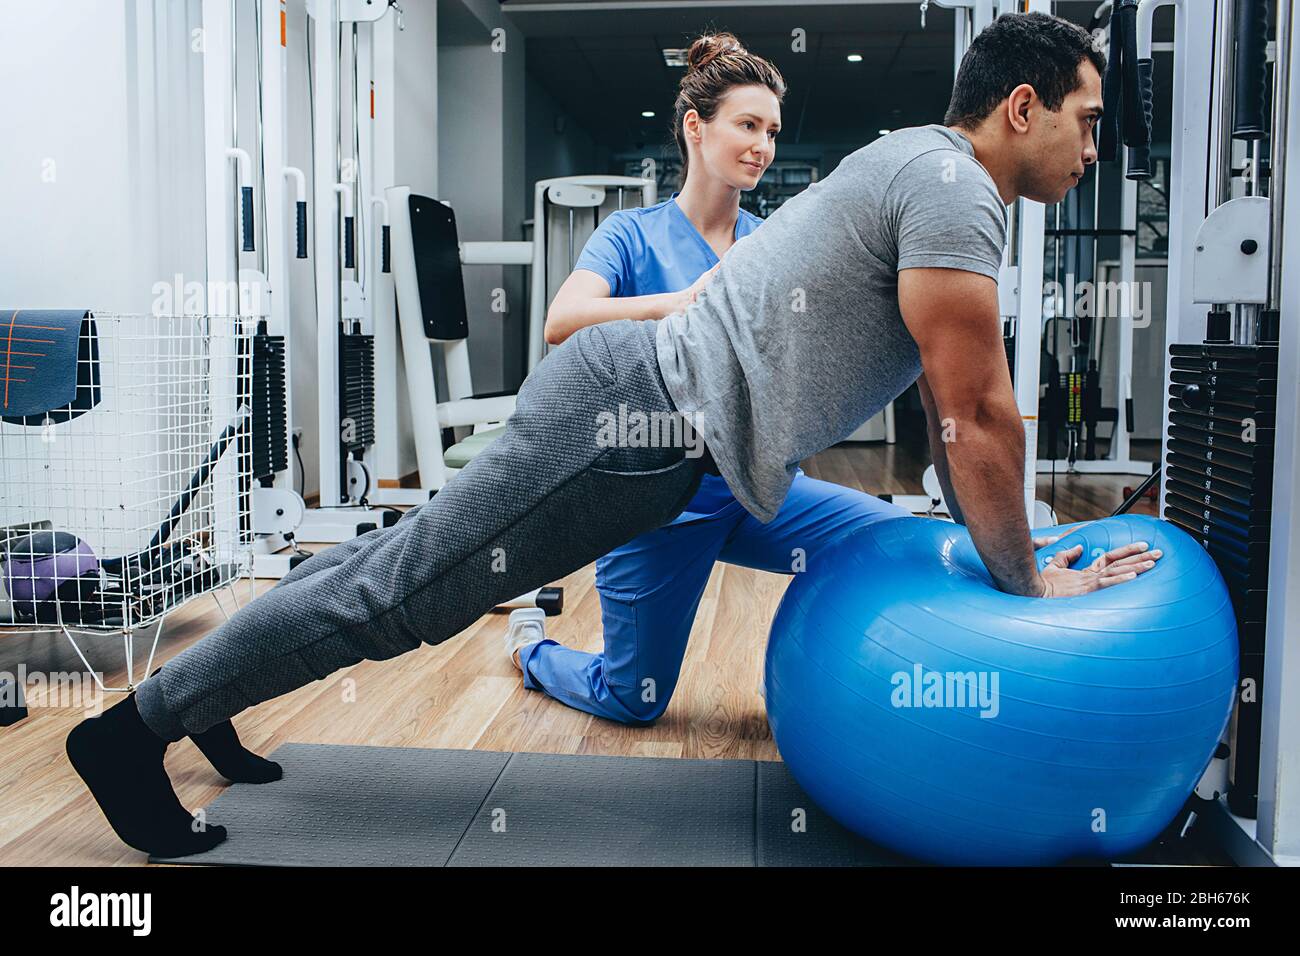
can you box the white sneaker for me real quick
[505,607,547,671]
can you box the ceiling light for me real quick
[847,53,863,63]
[642,110,656,118]
[663,48,688,67]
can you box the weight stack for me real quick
[340,333,375,454]
[251,332,289,483]
[1164,320,1278,819]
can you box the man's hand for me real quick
[1036,541,1163,598]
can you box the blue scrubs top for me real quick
[573,196,763,520]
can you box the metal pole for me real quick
[230,0,242,282]
[1215,0,1238,209]
[1270,0,1291,311]
[254,0,269,272]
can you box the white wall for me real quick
[0,0,206,311]
[524,73,607,208]
[437,0,528,393]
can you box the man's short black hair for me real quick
[944,12,1106,129]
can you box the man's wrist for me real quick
[998,570,1048,598]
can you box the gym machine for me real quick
[295,0,403,536]
[527,176,659,372]
[197,0,313,581]
[1112,0,1299,865]
[1037,152,1153,480]
[1032,3,1154,482]
[386,175,656,497]
[197,0,384,578]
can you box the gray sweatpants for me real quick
[135,319,707,741]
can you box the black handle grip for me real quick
[1233,0,1270,139]
[241,186,255,252]
[1098,0,1126,161]
[296,201,308,259]
[1125,59,1156,180]
[344,215,355,269]
[381,224,391,273]
[1118,1,1144,147]
[1125,397,1135,433]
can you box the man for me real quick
[68,12,1159,857]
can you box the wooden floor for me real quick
[0,432,1159,866]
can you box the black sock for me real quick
[66,695,227,858]
[146,668,281,784]
[190,720,282,784]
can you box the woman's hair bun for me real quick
[686,33,746,72]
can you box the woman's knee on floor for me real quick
[606,676,678,725]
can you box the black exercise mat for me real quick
[151,743,510,866]
[448,751,756,866]
[755,760,914,866]
[152,744,905,867]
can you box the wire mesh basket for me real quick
[1,311,255,689]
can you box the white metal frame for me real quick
[246,0,314,576]
[0,313,253,693]
[294,0,399,536]
[526,174,658,371]
[200,0,258,594]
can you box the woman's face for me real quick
[688,83,781,191]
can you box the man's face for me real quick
[1021,62,1103,204]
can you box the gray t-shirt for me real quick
[655,124,1009,522]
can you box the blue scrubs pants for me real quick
[518,471,909,724]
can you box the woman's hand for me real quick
[1036,540,1163,598]
[674,261,722,313]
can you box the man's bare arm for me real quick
[899,268,1044,596]
[917,372,966,526]
[900,268,1163,597]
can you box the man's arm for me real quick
[899,267,1044,596]
[917,372,966,526]
[900,267,1163,597]
[921,372,1068,544]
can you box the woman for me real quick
[502,32,914,724]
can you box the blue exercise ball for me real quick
[765,514,1238,865]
